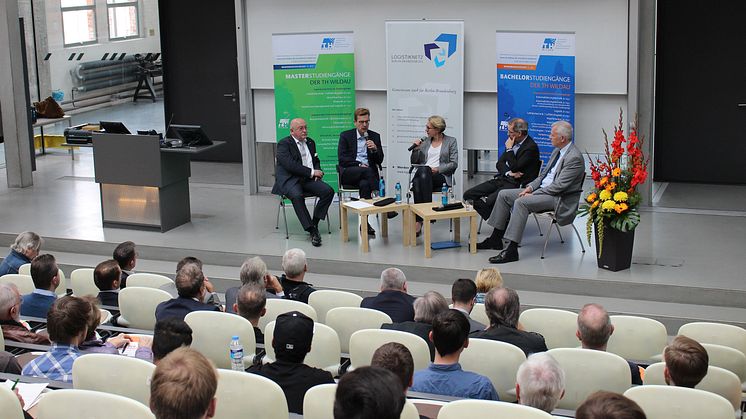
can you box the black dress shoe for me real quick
[310,229,322,247]
[477,238,503,250]
[387,211,398,219]
[488,248,519,264]
[365,223,376,236]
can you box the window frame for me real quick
[106,0,141,41]
[61,1,98,47]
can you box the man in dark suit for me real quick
[94,259,121,307]
[20,254,60,318]
[155,263,220,322]
[272,118,334,247]
[361,268,415,323]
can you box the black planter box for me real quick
[594,222,635,272]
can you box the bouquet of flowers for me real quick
[578,109,649,256]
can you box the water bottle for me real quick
[229,335,244,371]
[395,182,402,203]
[379,177,386,197]
[441,183,449,206]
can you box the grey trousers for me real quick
[486,188,558,243]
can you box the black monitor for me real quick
[100,121,131,134]
[169,124,213,146]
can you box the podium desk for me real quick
[92,133,223,232]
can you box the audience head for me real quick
[152,318,193,363]
[113,241,137,271]
[30,253,59,291]
[272,311,313,363]
[150,347,217,419]
[282,248,307,278]
[427,115,446,134]
[509,117,529,136]
[413,291,449,324]
[474,268,503,293]
[577,303,614,350]
[10,231,42,259]
[175,263,205,299]
[576,391,646,419]
[451,278,478,309]
[430,309,470,358]
[516,353,566,413]
[663,335,709,388]
[371,342,414,392]
[0,283,22,321]
[93,259,121,292]
[176,256,202,273]
[234,283,266,325]
[47,296,91,345]
[239,256,267,286]
[379,268,407,292]
[81,295,103,341]
[333,366,406,419]
[484,287,520,328]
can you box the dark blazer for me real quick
[495,135,541,187]
[470,324,548,356]
[20,292,57,318]
[337,129,384,174]
[382,321,435,360]
[361,290,416,323]
[154,296,220,322]
[97,291,119,307]
[272,136,322,196]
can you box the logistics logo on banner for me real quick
[542,38,557,51]
[321,38,335,50]
[424,33,458,68]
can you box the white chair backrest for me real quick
[214,369,288,419]
[0,331,4,352]
[326,307,392,353]
[470,303,489,326]
[56,268,68,297]
[437,399,553,418]
[349,329,430,371]
[35,389,155,419]
[607,315,668,362]
[264,321,341,375]
[460,338,526,402]
[185,311,256,369]
[0,385,24,419]
[678,321,746,357]
[125,273,174,289]
[701,342,746,382]
[519,308,578,349]
[0,274,34,295]
[547,347,632,410]
[72,353,156,405]
[259,298,318,331]
[401,401,420,419]
[644,363,742,411]
[624,385,735,419]
[307,289,362,323]
[303,383,337,419]
[70,268,98,297]
[118,287,172,330]
[99,308,112,325]
[18,263,30,276]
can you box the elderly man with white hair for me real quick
[0,283,51,344]
[0,232,42,276]
[279,248,317,303]
[225,256,284,314]
[361,267,415,323]
[516,352,566,413]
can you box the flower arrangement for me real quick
[578,109,648,256]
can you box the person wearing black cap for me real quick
[246,311,334,414]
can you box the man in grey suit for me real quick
[483,121,585,263]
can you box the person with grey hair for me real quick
[516,353,566,413]
[382,291,449,360]
[0,283,50,344]
[484,120,585,263]
[155,264,221,322]
[471,287,547,356]
[225,256,284,314]
[234,284,266,344]
[0,232,42,276]
[280,248,317,303]
[361,267,416,323]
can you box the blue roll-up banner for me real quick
[496,32,575,165]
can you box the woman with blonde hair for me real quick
[474,268,503,304]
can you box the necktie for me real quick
[298,141,308,166]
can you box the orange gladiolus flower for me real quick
[591,200,600,209]
[599,177,608,186]
[586,193,597,203]
[605,182,616,192]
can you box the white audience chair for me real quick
[401,401,420,419]
[72,353,156,405]
[307,289,362,323]
[70,268,98,297]
[624,385,735,419]
[0,331,5,352]
[644,363,743,412]
[0,385,24,419]
[258,298,318,331]
[35,389,155,419]
[470,303,489,326]
[214,369,288,419]
[547,347,632,410]
[460,338,526,402]
[0,274,34,295]
[99,308,112,324]
[349,329,431,371]
[264,320,341,375]
[125,272,174,289]
[679,322,746,362]
[18,263,30,276]
[607,315,668,362]
[117,287,172,330]
[326,307,392,353]
[56,268,68,296]
[437,399,553,418]
[701,342,746,383]
[519,308,578,349]
[185,311,256,369]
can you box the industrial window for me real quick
[107,0,140,40]
[61,0,97,46]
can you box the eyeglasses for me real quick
[426,125,435,130]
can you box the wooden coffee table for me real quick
[408,202,478,258]
[341,198,411,252]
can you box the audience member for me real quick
[0,283,50,344]
[22,296,90,382]
[225,256,284,313]
[20,254,60,318]
[247,311,334,414]
[371,342,415,392]
[94,259,121,307]
[155,264,221,322]
[474,267,503,303]
[516,352,566,413]
[152,318,193,363]
[334,366,406,419]
[0,232,42,276]
[169,257,221,308]
[577,303,642,385]
[0,350,22,374]
[113,241,137,287]
[79,296,153,360]
[150,347,217,419]
[234,283,266,344]
[451,278,486,333]
[411,309,499,400]
[663,335,709,388]
[280,248,317,303]
[470,287,547,356]
[575,391,647,419]
[382,291,449,360]
[361,268,415,323]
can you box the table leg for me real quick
[341,206,349,242]
[424,218,432,258]
[454,217,461,242]
[402,208,409,246]
[381,211,389,238]
[470,215,477,253]
[361,214,369,252]
[410,210,417,248]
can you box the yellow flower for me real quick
[601,200,617,212]
[586,193,597,203]
[613,191,628,202]
[605,182,617,192]
[599,190,612,201]
[599,176,608,186]
[614,202,629,214]
[612,167,622,177]
[591,200,600,209]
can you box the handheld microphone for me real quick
[363,131,369,140]
[408,136,428,151]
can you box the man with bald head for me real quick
[272,118,335,247]
[576,303,642,385]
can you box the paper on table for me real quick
[120,341,140,357]
[3,380,48,411]
[344,200,375,209]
